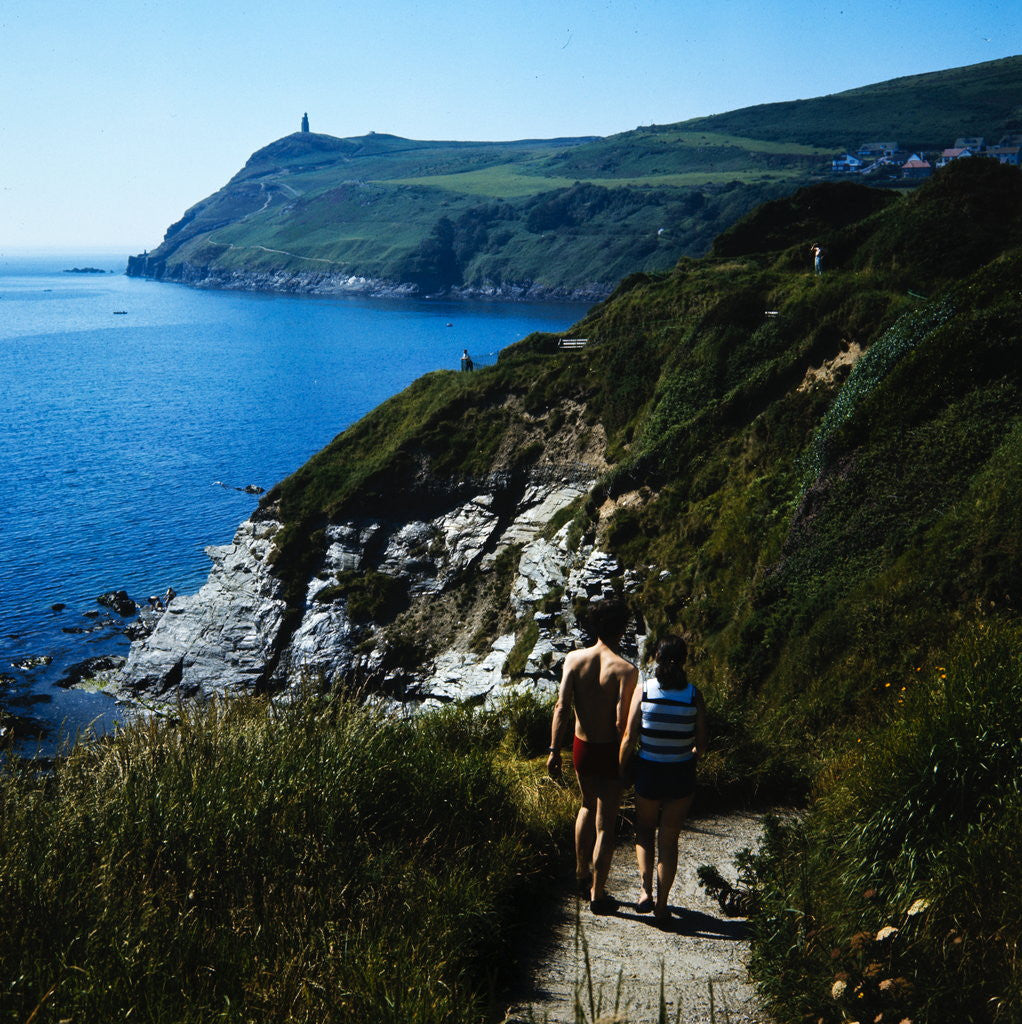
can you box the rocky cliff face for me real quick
[124,256,613,303]
[115,469,642,710]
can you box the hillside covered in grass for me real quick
[8,153,1022,1022]
[0,695,574,1024]
[127,56,1022,299]
[249,156,1021,1020]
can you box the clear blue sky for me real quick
[1,0,1019,251]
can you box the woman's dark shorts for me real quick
[634,757,696,801]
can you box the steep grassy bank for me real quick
[266,157,1021,765]
[746,619,1022,1023]
[0,695,573,1024]
[251,156,1022,1018]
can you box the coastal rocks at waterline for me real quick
[118,519,286,699]
[97,590,138,617]
[126,257,613,304]
[57,655,127,690]
[114,473,643,709]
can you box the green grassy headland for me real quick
[129,56,1022,296]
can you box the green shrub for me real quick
[745,620,1022,1024]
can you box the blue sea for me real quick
[0,251,587,753]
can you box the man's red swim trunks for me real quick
[573,736,620,780]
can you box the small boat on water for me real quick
[113,310,127,315]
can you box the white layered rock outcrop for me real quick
[118,519,286,699]
[115,475,642,709]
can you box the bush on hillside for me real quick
[745,620,1022,1024]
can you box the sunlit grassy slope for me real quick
[133,56,1022,294]
[258,157,1022,1020]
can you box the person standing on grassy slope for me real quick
[547,600,638,914]
[620,634,708,927]
[810,242,825,275]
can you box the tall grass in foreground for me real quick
[744,618,1022,1023]
[0,693,574,1024]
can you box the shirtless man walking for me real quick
[547,600,638,913]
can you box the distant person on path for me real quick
[460,349,474,371]
[619,634,708,927]
[547,600,638,914]
[810,242,825,276]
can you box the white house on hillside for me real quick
[832,153,865,172]
[936,147,974,168]
[902,154,932,179]
[987,146,1021,166]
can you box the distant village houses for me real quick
[831,133,1022,180]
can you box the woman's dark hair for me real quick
[655,634,688,688]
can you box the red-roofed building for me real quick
[936,147,973,168]
[902,155,932,180]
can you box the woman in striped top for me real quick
[619,634,708,926]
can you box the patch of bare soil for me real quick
[504,813,771,1023]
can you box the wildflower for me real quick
[850,931,873,951]
[832,979,848,999]
[876,925,899,942]
[879,978,914,998]
[906,897,931,916]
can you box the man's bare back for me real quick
[561,643,637,743]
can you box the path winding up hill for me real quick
[506,813,769,1024]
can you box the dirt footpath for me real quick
[505,812,770,1024]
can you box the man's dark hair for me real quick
[586,599,629,642]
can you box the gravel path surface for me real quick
[505,812,771,1023]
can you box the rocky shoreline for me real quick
[125,255,613,304]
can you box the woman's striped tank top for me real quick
[638,672,698,763]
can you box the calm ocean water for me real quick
[0,252,587,751]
